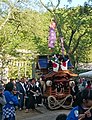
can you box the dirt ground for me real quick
[16,105,70,120]
[16,109,42,120]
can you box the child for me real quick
[56,113,67,120]
[3,82,19,120]
[0,84,6,120]
[66,88,92,120]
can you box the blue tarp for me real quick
[38,58,48,69]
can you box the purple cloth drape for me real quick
[48,27,56,48]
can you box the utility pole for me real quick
[32,62,35,78]
[18,61,20,79]
[24,61,27,77]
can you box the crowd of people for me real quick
[57,78,92,120]
[0,77,42,120]
[67,88,92,120]
[0,77,92,120]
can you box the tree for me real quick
[0,0,92,79]
[0,0,50,78]
[39,0,92,66]
[0,0,24,79]
[60,5,92,64]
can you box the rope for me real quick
[78,106,92,120]
[47,94,73,110]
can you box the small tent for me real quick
[79,71,92,78]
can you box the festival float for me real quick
[35,19,78,110]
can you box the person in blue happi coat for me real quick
[3,82,18,120]
[67,88,92,120]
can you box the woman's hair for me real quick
[87,81,91,85]
[56,114,67,120]
[76,88,92,105]
[5,82,14,92]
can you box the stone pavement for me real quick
[16,104,70,120]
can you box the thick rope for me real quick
[78,106,92,120]
[47,94,73,110]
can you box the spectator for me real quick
[29,78,36,110]
[3,82,18,120]
[25,78,36,112]
[16,78,26,110]
[67,89,92,120]
[70,81,79,107]
[35,80,42,106]
[0,84,6,120]
[25,79,31,112]
[86,81,91,89]
[56,113,67,120]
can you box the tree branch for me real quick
[71,31,86,54]
[69,29,76,49]
[0,10,11,30]
[54,0,61,9]
[0,0,16,30]
[40,0,52,13]
[40,0,60,13]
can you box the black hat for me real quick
[28,78,32,82]
[28,78,35,82]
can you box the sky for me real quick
[59,0,87,7]
[1,0,91,12]
[43,0,88,8]
[37,0,90,12]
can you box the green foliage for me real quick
[54,6,92,64]
[0,0,92,78]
